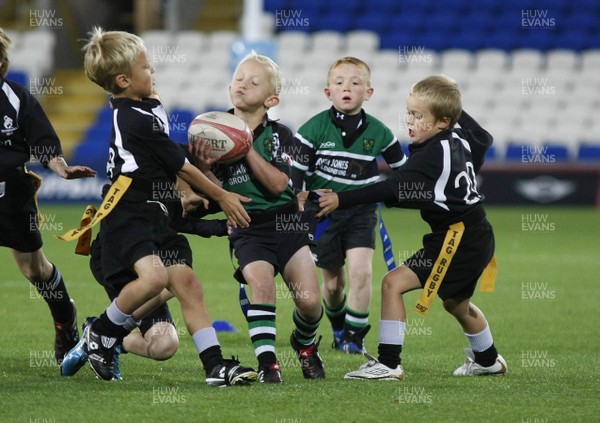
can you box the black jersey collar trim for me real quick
[329,106,369,148]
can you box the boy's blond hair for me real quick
[0,28,12,78]
[235,50,282,96]
[410,75,462,127]
[82,27,146,94]
[327,56,371,87]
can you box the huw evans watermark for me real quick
[521,213,556,233]
[521,282,556,300]
[398,46,433,64]
[521,350,556,368]
[29,9,63,28]
[521,9,555,29]
[275,9,309,29]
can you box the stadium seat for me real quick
[6,70,28,87]
[577,144,600,161]
[542,144,571,161]
[505,143,532,162]
[485,145,499,161]
[546,49,580,72]
[311,31,345,53]
[475,49,510,72]
[168,108,195,143]
[277,30,310,52]
[439,49,475,75]
[175,31,208,53]
[580,49,600,72]
[345,30,380,54]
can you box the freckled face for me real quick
[324,63,373,115]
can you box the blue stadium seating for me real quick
[578,144,600,161]
[266,0,600,52]
[74,1,599,165]
[168,108,195,143]
[6,70,28,87]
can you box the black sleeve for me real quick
[337,178,398,208]
[175,218,228,238]
[337,152,439,210]
[23,93,63,166]
[167,200,227,237]
[457,110,493,173]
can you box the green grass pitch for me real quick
[1,204,598,422]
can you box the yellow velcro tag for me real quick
[479,254,497,292]
[415,222,465,317]
[57,175,132,242]
[74,204,98,256]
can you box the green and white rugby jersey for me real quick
[291,107,406,192]
[215,114,295,213]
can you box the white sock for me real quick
[379,320,405,345]
[192,327,220,354]
[465,322,494,352]
[106,299,131,326]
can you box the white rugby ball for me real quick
[188,111,253,163]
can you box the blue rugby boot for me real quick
[60,317,97,376]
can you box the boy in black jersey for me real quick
[80,27,256,385]
[0,28,97,364]
[61,186,228,379]
[191,52,324,383]
[317,75,507,379]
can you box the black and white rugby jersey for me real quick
[337,111,493,228]
[107,97,186,184]
[0,76,62,170]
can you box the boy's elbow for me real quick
[270,176,290,196]
[270,183,288,196]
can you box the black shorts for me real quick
[99,198,193,286]
[89,232,174,337]
[406,218,495,301]
[229,202,312,284]
[312,203,377,269]
[0,167,43,252]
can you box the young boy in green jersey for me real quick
[191,52,325,383]
[290,57,406,354]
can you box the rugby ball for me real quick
[188,111,253,163]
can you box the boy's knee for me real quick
[147,324,179,360]
[323,283,344,298]
[381,273,396,295]
[249,279,275,298]
[349,268,372,286]
[144,268,169,295]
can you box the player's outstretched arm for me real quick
[47,156,96,179]
[178,162,251,228]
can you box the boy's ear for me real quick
[437,116,451,130]
[115,73,129,90]
[324,87,331,100]
[265,95,279,108]
[364,86,374,101]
